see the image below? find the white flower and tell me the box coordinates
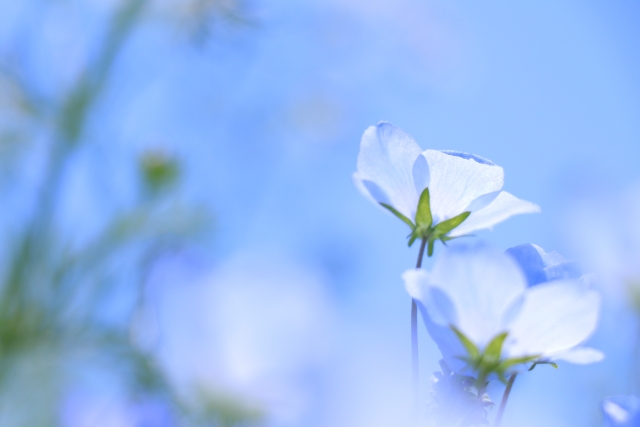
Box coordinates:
[403,243,602,380]
[353,122,539,246]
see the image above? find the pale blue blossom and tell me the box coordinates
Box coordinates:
[403,243,602,379]
[602,395,640,427]
[506,243,582,287]
[353,122,539,244]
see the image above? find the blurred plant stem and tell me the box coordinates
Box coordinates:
[0,0,256,425]
[412,236,427,418]
[493,374,516,427]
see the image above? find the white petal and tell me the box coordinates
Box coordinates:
[354,123,422,220]
[504,280,600,359]
[549,347,604,364]
[403,269,456,326]
[402,269,471,374]
[419,150,504,223]
[449,191,540,237]
[427,244,526,347]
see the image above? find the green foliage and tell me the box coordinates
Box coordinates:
[140,150,181,195]
[0,0,257,426]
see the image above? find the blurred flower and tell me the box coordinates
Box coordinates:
[426,360,492,427]
[152,251,335,426]
[403,243,602,383]
[353,122,539,251]
[602,395,640,427]
[561,183,640,305]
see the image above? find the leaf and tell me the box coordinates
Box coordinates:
[451,325,480,361]
[484,332,508,361]
[427,240,434,256]
[432,211,471,238]
[415,187,432,227]
[380,203,415,230]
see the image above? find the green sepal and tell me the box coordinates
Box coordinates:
[407,233,419,247]
[451,326,480,361]
[427,240,434,256]
[484,332,508,361]
[495,355,541,382]
[451,326,541,386]
[432,211,471,239]
[380,203,415,230]
[415,187,432,228]
[528,361,558,371]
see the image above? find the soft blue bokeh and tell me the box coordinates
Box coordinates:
[602,395,640,427]
[2,0,640,426]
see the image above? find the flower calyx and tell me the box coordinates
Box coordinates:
[381,187,471,254]
[451,326,540,386]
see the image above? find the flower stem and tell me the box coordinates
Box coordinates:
[412,237,428,414]
[493,374,517,427]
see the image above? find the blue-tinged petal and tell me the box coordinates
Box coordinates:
[403,269,472,374]
[354,122,422,220]
[506,243,582,287]
[449,191,540,237]
[424,243,526,347]
[417,150,504,224]
[504,280,600,359]
[439,150,497,166]
[603,396,640,427]
[550,347,604,364]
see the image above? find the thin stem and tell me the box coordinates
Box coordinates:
[412,237,428,414]
[494,374,517,427]
[633,315,640,394]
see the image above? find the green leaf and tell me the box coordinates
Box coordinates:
[415,187,432,227]
[432,211,471,238]
[380,203,415,230]
[451,326,480,361]
[484,332,508,360]
[427,240,434,256]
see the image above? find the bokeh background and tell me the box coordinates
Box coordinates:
[1,0,640,426]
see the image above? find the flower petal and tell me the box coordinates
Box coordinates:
[403,269,469,373]
[549,347,604,364]
[506,243,581,287]
[354,122,422,220]
[418,150,504,223]
[449,191,540,237]
[424,243,526,347]
[504,280,600,359]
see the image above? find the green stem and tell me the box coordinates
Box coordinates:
[412,237,428,415]
[494,374,517,427]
